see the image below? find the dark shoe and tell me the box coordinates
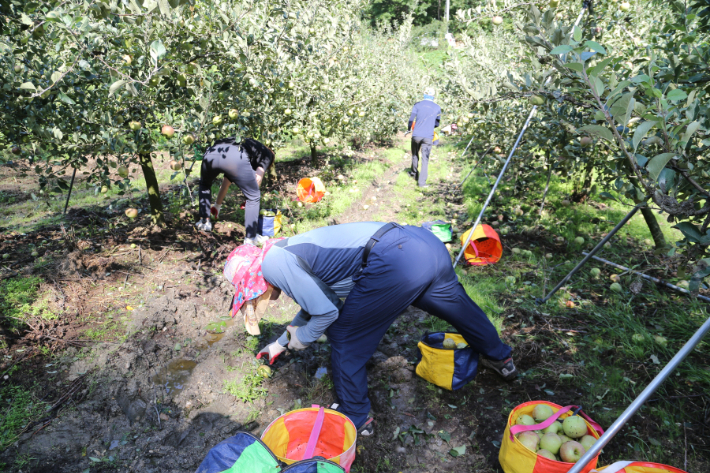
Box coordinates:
[408,170,418,179]
[357,417,374,437]
[481,356,517,381]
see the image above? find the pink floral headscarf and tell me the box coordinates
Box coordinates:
[224,238,284,317]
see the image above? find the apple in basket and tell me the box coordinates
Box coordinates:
[516,431,540,452]
[516,414,535,426]
[559,441,586,463]
[580,435,597,451]
[540,433,563,455]
[562,415,588,438]
[543,421,563,435]
[537,449,556,461]
[533,404,554,422]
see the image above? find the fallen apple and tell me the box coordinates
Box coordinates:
[125,208,138,219]
[559,441,585,463]
[2,254,9,260]
[31,250,39,257]
[517,431,540,452]
[257,365,272,378]
[574,236,584,245]
[654,335,668,347]
[561,199,570,207]
[590,268,601,278]
[610,282,622,293]
[540,433,563,455]
[632,333,645,343]
[537,449,557,461]
[11,146,21,155]
[161,125,175,138]
[505,276,516,285]
[562,416,588,439]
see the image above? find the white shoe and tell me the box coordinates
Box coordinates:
[195,219,213,232]
[244,234,269,246]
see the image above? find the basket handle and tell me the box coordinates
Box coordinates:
[304,406,325,459]
[509,405,604,440]
[589,461,635,473]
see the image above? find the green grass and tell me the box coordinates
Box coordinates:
[0,276,57,331]
[223,367,267,403]
[0,385,49,451]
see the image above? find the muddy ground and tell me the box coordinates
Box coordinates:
[1,139,708,473]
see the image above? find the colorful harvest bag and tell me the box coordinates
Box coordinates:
[500,401,604,473]
[595,461,688,473]
[415,332,478,391]
[261,405,357,472]
[460,224,502,265]
[297,177,326,203]
[422,220,453,242]
[258,209,283,237]
[195,432,346,473]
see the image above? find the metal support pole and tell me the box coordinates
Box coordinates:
[453,4,589,268]
[63,167,77,215]
[583,253,710,304]
[567,313,710,473]
[535,201,646,304]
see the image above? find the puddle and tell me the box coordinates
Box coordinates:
[152,359,198,394]
[202,316,236,347]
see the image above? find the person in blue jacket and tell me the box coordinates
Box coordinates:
[408,87,442,188]
[249,222,516,436]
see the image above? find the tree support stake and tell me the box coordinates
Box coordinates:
[63,167,77,215]
[535,200,646,304]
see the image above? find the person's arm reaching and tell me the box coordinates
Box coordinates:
[212,177,231,218]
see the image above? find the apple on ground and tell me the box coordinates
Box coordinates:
[562,416,588,439]
[540,433,563,455]
[516,431,540,452]
[161,125,175,138]
[537,449,557,461]
[559,441,586,463]
[125,208,138,219]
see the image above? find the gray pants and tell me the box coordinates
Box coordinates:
[200,143,260,238]
[411,136,432,187]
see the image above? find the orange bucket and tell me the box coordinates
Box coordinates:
[297,177,326,203]
[596,461,688,473]
[261,406,357,471]
[460,224,502,265]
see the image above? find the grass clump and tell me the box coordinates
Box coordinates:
[0,385,48,450]
[0,276,57,331]
[224,369,267,403]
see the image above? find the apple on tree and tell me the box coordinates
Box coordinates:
[229,109,239,119]
[128,121,142,131]
[161,125,175,138]
[183,134,195,145]
[492,16,504,25]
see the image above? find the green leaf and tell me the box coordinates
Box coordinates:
[158,0,171,16]
[565,62,584,72]
[109,79,126,96]
[51,71,63,83]
[585,41,607,55]
[681,121,701,146]
[53,127,64,140]
[150,39,167,63]
[667,89,688,102]
[438,430,451,443]
[550,45,573,55]
[573,26,582,42]
[174,343,182,351]
[632,120,656,153]
[20,82,36,91]
[89,457,101,462]
[647,153,676,181]
[578,125,613,142]
[674,222,702,242]
[449,445,466,457]
[610,93,635,126]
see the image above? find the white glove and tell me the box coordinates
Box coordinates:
[256,340,287,365]
[195,219,213,231]
[210,204,221,218]
[287,325,309,351]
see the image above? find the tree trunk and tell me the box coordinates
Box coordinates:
[571,160,594,203]
[310,144,317,164]
[138,152,166,227]
[640,206,667,249]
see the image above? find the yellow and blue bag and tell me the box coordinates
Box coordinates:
[258,209,282,237]
[415,332,478,391]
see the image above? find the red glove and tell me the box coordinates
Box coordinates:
[210,204,221,219]
[256,340,287,365]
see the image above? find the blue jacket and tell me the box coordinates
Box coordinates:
[261,222,386,346]
[409,99,441,140]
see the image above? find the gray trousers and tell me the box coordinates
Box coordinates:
[200,143,261,238]
[411,136,432,187]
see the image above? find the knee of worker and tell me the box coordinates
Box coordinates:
[244,189,260,203]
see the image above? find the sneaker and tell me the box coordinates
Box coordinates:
[244,234,269,246]
[357,417,374,437]
[481,356,517,381]
[195,219,213,232]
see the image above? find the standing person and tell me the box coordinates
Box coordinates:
[195,138,275,246]
[240,222,515,436]
[408,87,441,188]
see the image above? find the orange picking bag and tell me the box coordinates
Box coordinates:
[500,401,604,473]
[595,461,688,473]
[297,177,326,203]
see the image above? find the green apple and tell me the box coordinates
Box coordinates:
[101,185,109,194]
[125,208,138,219]
[169,160,182,171]
[590,268,601,278]
[122,54,132,65]
[128,121,142,131]
[183,134,195,145]
[540,433,562,455]
[559,441,585,463]
[161,125,175,138]
[580,136,593,147]
[2,254,9,260]
[288,81,295,89]
[620,2,631,12]
[31,250,39,257]
[549,0,560,7]
[292,126,300,134]
[558,434,572,443]
[505,276,516,285]
[537,449,557,461]
[117,166,129,178]
[516,414,536,426]
[517,431,540,452]
[562,416,587,439]
[529,95,545,106]
[443,338,456,349]
[580,435,596,452]
[284,108,292,116]
[610,282,622,293]
[212,115,223,125]
[257,365,272,378]
[492,15,504,25]
[543,421,563,435]
[654,335,668,347]
[229,109,239,119]
[533,404,554,422]
[574,237,584,245]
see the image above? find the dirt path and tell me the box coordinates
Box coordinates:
[0,137,553,473]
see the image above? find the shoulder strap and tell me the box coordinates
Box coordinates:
[509,405,604,440]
